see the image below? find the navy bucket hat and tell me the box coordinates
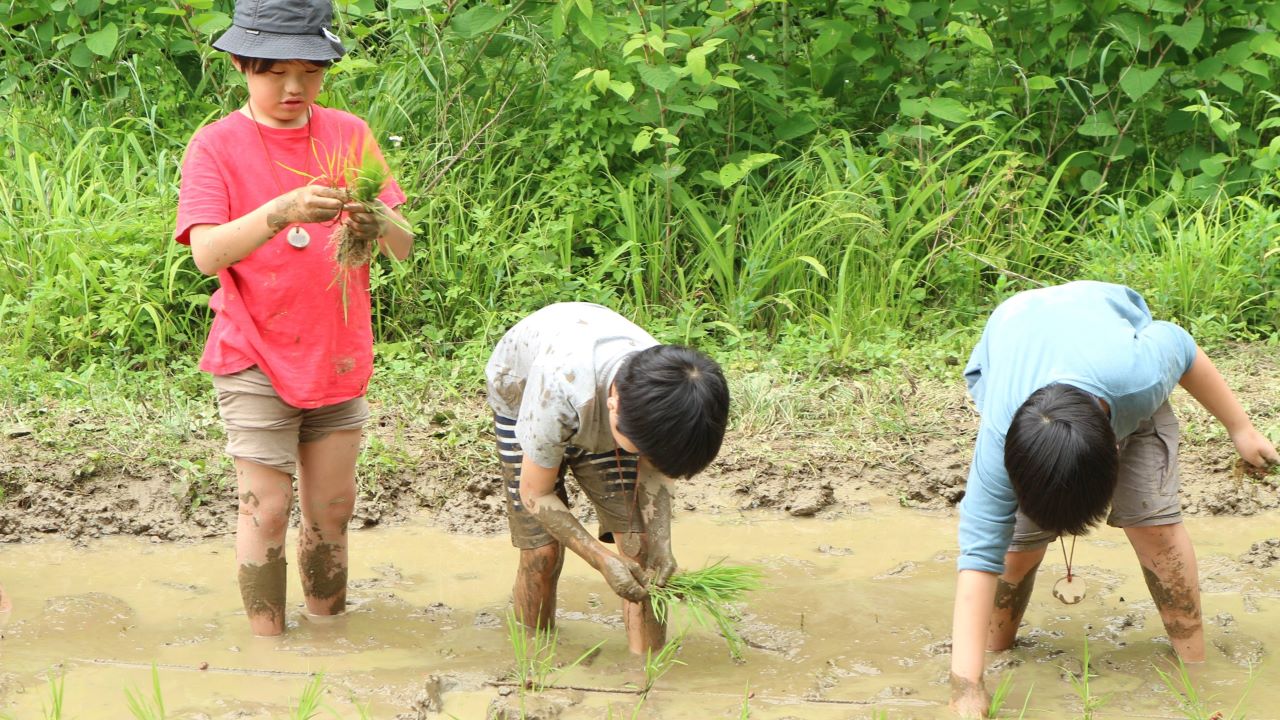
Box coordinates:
[212,0,347,62]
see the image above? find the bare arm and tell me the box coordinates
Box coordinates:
[950,569,997,718]
[637,459,677,586]
[519,456,648,601]
[1179,347,1279,467]
[189,185,347,275]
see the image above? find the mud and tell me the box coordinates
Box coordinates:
[1240,538,1280,568]
[238,545,287,625]
[299,538,347,613]
[3,511,1280,717]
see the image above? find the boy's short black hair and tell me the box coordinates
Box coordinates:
[615,345,730,479]
[233,54,333,74]
[1005,383,1119,536]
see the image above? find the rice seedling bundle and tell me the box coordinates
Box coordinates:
[649,562,764,658]
[333,149,391,269]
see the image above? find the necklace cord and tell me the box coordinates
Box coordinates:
[1060,535,1076,582]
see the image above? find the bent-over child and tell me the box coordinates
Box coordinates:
[949,281,1277,716]
[174,0,413,636]
[486,303,730,654]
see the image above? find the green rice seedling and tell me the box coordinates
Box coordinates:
[124,664,166,719]
[739,683,751,718]
[1062,638,1104,720]
[629,636,686,719]
[41,673,65,720]
[505,610,604,693]
[291,673,327,720]
[985,672,1033,719]
[648,562,764,659]
[1155,657,1257,720]
[332,149,393,271]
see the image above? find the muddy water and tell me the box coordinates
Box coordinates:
[2,505,1279,719]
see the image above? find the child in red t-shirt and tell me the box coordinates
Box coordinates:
[174,0,413,636]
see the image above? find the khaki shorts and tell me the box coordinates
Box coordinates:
[1010,400,1181,551]
[213,366,369,476]
[495,414,644,550]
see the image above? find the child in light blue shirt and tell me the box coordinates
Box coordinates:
[948,281,1277,717]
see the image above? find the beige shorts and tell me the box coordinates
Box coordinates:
[494,414,645,550]
[1010,400,1181,551]
[213,366,368,476]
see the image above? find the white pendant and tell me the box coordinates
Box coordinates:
[1052,575,1087,605]
[286,226,310,249]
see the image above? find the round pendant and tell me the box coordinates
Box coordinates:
[286,226,310,249]
[1052,575,1087,605]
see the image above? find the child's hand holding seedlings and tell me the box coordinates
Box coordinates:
[269,184,348,232]
[599,551,649,602]
[342,198,388,243]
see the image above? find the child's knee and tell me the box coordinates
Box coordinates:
[238,491,292,536]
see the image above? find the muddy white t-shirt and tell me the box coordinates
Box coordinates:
[485,303,659,469]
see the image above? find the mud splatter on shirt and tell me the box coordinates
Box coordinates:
[485,303,658,468]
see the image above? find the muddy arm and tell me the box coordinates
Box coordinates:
[637,459,677,586]
[949,569,996,717]
[1179,347,1279,467]
[519,457,649,602]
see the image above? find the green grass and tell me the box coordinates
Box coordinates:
[1156,657,1258,720]
[1063,638,1105,720]
[124,665,166,720]
[505,610,604,693]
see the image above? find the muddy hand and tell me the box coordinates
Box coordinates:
[343,199,387,242]
[274,185,347,227]
[648,549,677,588]
[600,552,649,602]
[1231,426,1280,468]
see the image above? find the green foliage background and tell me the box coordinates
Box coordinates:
[2,0,1279,373]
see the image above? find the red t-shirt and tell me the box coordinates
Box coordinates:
[174,106,406,408]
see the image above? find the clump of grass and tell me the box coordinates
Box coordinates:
[124,664,166,719]
[1156,657,1257,720]
[986,671,1033,719]
[648,562,764,658]
[1062,638,1104,719]
[290,673,326,720]
[42,673,65,720]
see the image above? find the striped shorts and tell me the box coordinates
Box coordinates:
[494,415,644,549]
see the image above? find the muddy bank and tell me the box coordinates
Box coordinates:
[1,346,1276,544]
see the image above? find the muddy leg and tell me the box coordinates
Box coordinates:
[1126,523,1203,662]
[988,547,1045,651]
[235,459,293,636]
[515,542,564,630]
[296,429,361,617]
[617,531,665,655]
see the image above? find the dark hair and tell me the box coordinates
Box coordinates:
[615,345,730,479]
[1005,383,1118,536]
[232,55,333,74]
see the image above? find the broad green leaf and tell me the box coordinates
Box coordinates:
[738,152,780,174]
[1080,170,1105,191]
[1026,75,1056,90]
[1218,71,1243,94]
[1239,58,1270,79]
[813,28,843,59]
[883,0,910,16]
[576,9,608,49]
[1052,0,1084,19]
[1107,13,1147,49]
[1198,153,1231,177]
[667,103,705,117]
[718,162,744,188]
[637,64,678,92]
[623,36,645,56]
[1149,0,1182,11]
[70,41,95,67]
[899,97,927,118]
[850,34,877,63]
[962,25,994,53]
[608,80,634,100]
[1250,32,1280,58]
[331,57,377,74]
[85,23,118,57]
[774,114,817,141]
[1119,66,1164,100]
[1078,115,1119,136]
[897,38,930,62]
[574,0,592,19]
[693,97,718,111]
[632,129,654,153]
[924,97,972,124]
[1156,15,1203,53]
[192,12,232,34]
[713,75,739,89]
[452,5,506,39]
[1267,4,1280,31]
[572,67,593,80]
[650,164,685,181]
[74,0,100,16]
[592,68,611,94]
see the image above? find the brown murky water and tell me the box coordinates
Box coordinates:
[2,505,1278,718]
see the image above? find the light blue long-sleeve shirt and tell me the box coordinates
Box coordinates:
[957,282,1198,574]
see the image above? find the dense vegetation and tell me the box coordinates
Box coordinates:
[2,0,1278,378]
